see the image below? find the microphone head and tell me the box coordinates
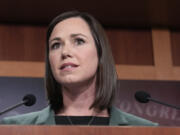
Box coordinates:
[23,94,36,106]
[135,91,151,103]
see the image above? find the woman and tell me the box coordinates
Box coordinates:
[1,11,158,126]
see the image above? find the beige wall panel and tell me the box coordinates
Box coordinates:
[116,65,156,80]
[152,29,174,80]
[0,61,45,77]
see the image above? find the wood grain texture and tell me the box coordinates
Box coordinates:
[107,29,154,65]
[152,29,174,80]
[0,61,45,77]
[0,24,46,61]
[0,126,179,135]
[116,65,156,80]
[170,30,180,66]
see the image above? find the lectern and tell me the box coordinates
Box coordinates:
[0,126,179,135]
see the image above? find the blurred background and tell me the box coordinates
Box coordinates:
[0,0,180,126]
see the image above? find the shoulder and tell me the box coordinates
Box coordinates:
[110,106,158,126]
[0,106,54,125]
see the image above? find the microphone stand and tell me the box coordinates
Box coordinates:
[0,100,27,115]
[148,97,180,110]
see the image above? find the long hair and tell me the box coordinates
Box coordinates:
[45,11,117,113]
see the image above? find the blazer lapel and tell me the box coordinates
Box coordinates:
[36,106,56,125]
[109,106,129,126]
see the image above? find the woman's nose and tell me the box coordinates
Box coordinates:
[61,44,72,59]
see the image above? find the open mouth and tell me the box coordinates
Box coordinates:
[60,63,79,70]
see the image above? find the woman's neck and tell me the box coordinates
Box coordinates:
[56,77,109,117]
[61,77,96,116]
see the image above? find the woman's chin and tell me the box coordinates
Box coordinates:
[58,79,82,86]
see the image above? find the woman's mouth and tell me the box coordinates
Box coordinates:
[60,63,79,70]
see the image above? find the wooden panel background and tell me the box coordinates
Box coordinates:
[0,24,46,61]
[171,30,180,66]
[107,29,154,65]
[0,24,180,80]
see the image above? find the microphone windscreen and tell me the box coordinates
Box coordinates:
[23,94,36,106]
[135,91,151,103]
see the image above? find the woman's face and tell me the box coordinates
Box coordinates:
[49,17,98,87]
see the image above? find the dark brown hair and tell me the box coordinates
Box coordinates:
[46,11,117,112]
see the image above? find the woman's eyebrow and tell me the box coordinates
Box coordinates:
[49,37,61,44]
[71,33,88,38]
[49,34,88,44]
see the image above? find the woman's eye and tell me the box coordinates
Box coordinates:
[50,43,61,50]
[75,38,85,45]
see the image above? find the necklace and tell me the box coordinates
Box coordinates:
[66,115,95,125]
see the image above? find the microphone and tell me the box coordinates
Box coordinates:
[0,94,36,115]
[135,91,180,110]
[23,94,36,106]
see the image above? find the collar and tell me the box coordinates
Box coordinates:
[39,106,129,125]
